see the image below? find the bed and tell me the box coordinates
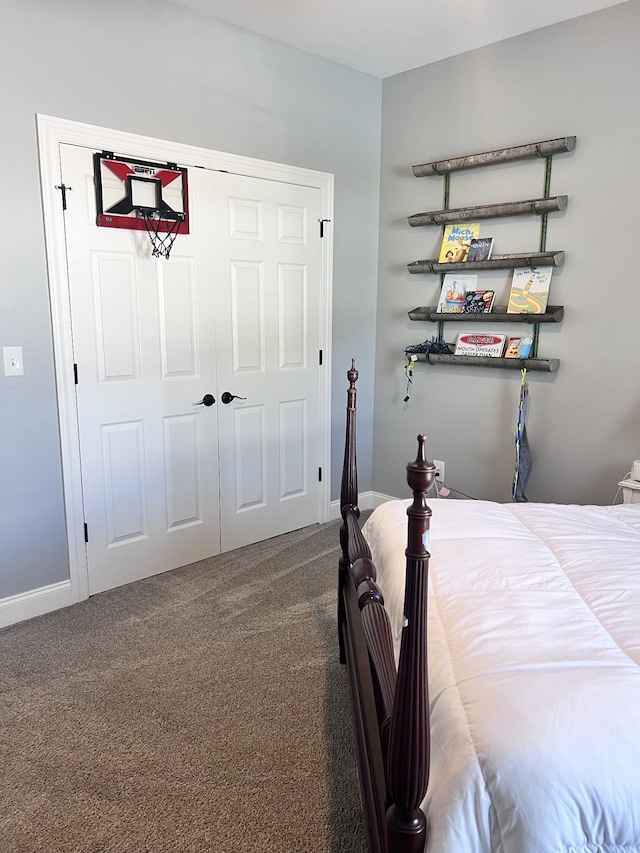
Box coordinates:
[338,360,640,853]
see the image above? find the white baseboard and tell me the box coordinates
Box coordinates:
[0,494,402,629]
[0,580,73,630]
[328,490,401,521]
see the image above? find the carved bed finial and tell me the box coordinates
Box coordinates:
[347,357,359,388]
[406,434,435,520]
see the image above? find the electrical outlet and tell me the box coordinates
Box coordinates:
[433,459,445,481]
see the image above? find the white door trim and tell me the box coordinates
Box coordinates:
[37,114,334,605]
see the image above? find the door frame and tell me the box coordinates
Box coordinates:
[37,114,334,604]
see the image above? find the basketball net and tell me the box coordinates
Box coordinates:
[137,210,184,260]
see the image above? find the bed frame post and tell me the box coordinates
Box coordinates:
[338,361,390,852]
[386,435,434,853]
[338,358,360,665]
[338,366,434,853]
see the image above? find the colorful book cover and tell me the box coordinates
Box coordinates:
[438,223,480,263]
[466,237,494,262]
[454,332,506,357]
[436,273,478,313]
[504,336,533,358]
[507,266,553,314]
[461,290,495,313]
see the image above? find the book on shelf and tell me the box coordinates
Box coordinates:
[454,332,506,357]
[507,266,553,314]
[461,290,495,313]
[466,237,494,262]
[437,223,480,263]
[436,273,478,313]
[504,336,533,358]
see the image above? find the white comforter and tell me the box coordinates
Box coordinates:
[362,499,640,853]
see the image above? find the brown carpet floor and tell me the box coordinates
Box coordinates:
[0,520,366,853]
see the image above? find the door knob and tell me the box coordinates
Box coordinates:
[221,392,247,404]
[194,394,216,406]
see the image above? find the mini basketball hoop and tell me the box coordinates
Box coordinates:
[136,208,185,259]
[94,152,190,260]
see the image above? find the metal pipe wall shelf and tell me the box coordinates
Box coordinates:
[407,251,564,275]
[408,305,564,323]
[412,136,576,178]
[410,353,560,372]
[408,196,567,227]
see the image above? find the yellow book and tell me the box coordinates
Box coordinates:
[438,223,480,263]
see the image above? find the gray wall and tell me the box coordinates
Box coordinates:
[0,0,381,599]
[374,0,640,504]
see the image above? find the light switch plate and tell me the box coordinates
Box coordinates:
[3,346,24,376]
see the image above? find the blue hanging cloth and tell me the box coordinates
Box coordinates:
[512,368,532,502]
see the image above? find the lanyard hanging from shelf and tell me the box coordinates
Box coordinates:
[512,368,532,502]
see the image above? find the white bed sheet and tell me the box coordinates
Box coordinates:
[362,499,640,853]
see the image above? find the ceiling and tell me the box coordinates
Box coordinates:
[170,0,625,78]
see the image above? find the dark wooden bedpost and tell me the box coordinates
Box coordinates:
[386,435,434,853]
[339,361,402,852]
[340,358,360,519]
[338,359,360,664]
